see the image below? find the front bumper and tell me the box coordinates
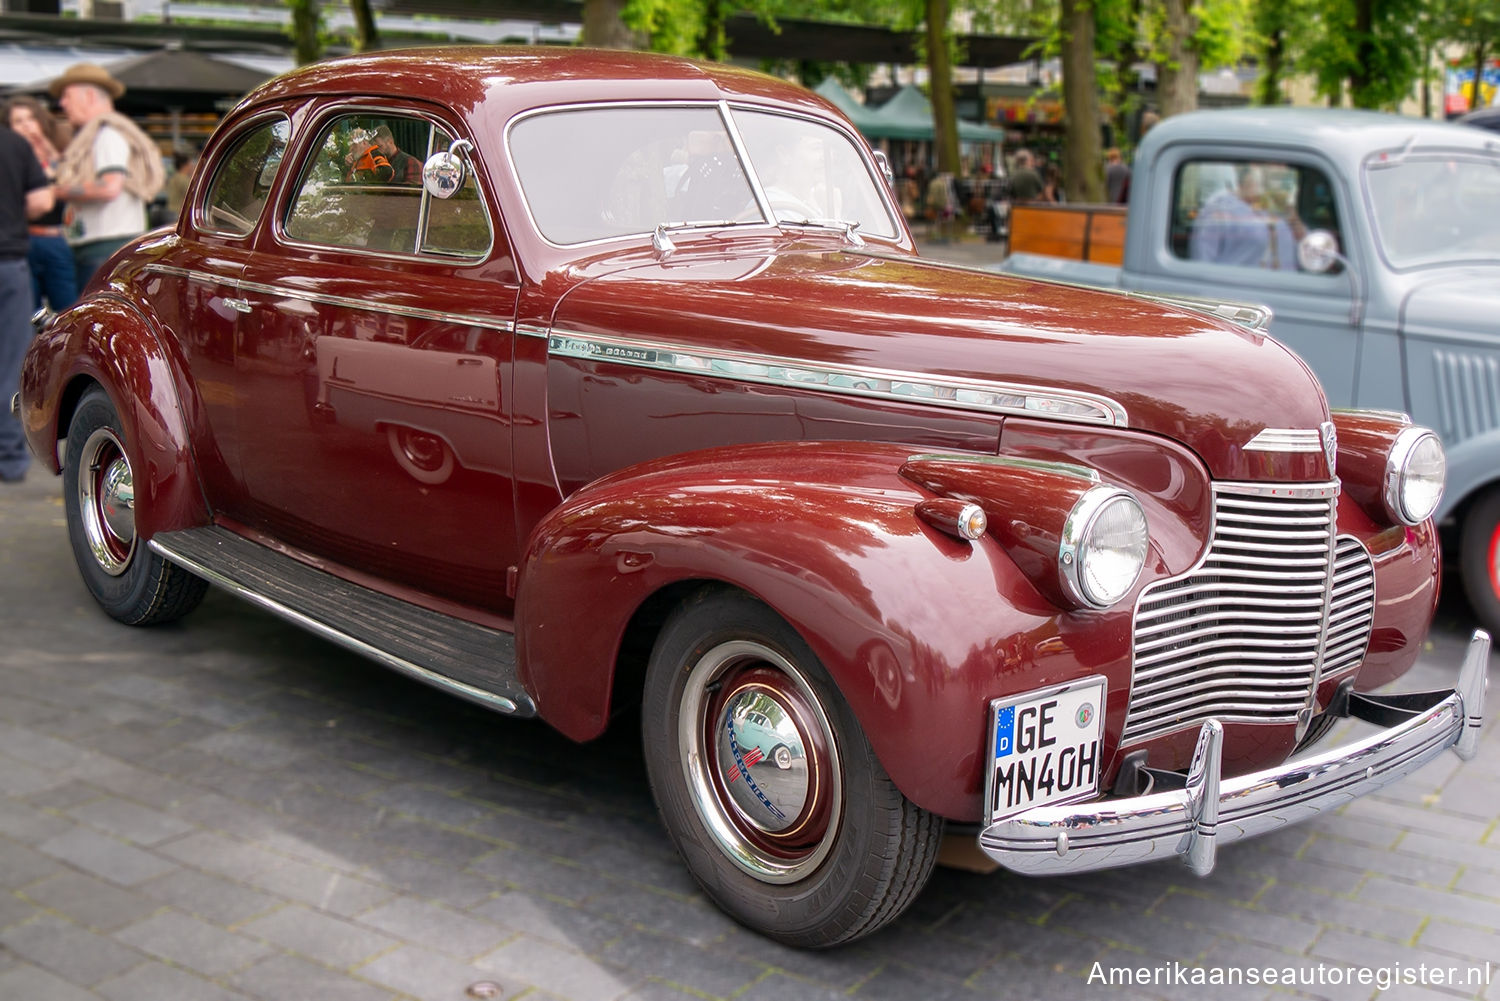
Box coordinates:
[980,630,1489,876]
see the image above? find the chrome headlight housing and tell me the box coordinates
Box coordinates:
[1384,427,1445,526]
[1059,486,1149,608]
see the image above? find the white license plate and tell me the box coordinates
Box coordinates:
[986,677,1106,823]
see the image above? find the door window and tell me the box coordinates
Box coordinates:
[284,112,492,259]
[200,116,290,236]
[1170,159,1342,272]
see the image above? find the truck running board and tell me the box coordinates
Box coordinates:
[149,526,534,717]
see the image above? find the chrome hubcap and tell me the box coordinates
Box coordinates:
[78,427,135,576]
[680,640,841,883]
[398,428,445,471]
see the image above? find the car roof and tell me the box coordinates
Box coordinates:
[235,45,840,125]
[1460,106,1500,133]
[1137,107,1499,172]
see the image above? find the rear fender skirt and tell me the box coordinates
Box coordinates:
[515,439,1139,821]
[20,295,209,539]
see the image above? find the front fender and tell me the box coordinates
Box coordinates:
[515,440,1137,821]
[19,295,209,539]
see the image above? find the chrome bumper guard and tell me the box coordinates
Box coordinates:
[979,630,1490,876]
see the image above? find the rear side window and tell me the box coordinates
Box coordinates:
[1170,159,1343,272]
[284,112,492,259]
[200,117,290,237]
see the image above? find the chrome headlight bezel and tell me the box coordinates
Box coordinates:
[1059,485,1149,609]
[1383,427,1445,526]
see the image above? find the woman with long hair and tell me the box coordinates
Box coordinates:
[6,96,77,312]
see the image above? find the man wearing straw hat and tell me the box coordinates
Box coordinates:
[48,62,163,288]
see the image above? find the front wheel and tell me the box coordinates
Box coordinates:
[63,386,207,626]
[1460,489,1500,638]
[642,588,942,948]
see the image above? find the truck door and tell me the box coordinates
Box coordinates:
[1123,151,1365,407]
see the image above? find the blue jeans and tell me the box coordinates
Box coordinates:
[73,236,134,291]
[0,257,37,480]
[29,233,77,312]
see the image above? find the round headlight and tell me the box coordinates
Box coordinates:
[1384,428,1445,525]
[1060,486,1149,609]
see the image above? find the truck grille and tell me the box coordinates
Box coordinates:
[1124,483,1374,746]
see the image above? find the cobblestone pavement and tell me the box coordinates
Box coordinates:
[3,421,1498,1001]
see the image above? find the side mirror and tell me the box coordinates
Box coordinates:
[872,149,895,192]
[1296,229,1341,273]
[423,138,474,200]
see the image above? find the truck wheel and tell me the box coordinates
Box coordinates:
[642,588,942,948]
[1460,489,1500,637]
[63,386,208,626]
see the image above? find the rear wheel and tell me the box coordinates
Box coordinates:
[642,587,942,948]
[63,386,207,625]
[1460,489,1500,638]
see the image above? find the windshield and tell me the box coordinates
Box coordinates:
[508,104,897,246]
[1365,155,1500,268]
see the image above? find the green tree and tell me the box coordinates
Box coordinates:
[350,0,380,52]
[1301,0,1427,108]
[288,0,323,66]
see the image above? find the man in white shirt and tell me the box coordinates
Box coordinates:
[49,63,163,288]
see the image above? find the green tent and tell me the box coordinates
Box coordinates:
[811,77,884,133]
[865,85,1007,143]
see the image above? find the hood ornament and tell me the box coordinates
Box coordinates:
[1321,421,1338,470]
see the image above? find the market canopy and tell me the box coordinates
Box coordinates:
[864,84,1007,143]
[811,77,883,132]
[10,47,273,114]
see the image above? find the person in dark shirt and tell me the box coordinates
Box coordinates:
[5,96,76,313]
[372,125,423,184]
[1008,149,1044,202]
[0,128,56,482]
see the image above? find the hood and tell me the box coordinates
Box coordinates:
[551,247,1332,480]
[1401,267,1500,339]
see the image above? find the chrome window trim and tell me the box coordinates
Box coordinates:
[503,99,906,253]
[547,329,1129,427]
[904,453,1102,483]
[142,264,515,333]
[276,104,496,266]
[194,111,293,240]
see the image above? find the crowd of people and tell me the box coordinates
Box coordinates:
[0,62,177,485]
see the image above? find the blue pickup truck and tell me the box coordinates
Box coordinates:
[999,108,1500,633]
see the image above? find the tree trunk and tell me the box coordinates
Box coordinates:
[288,0,322,66]
[1257,27,1285,105]
[1060,0,1105,202]
[1474,40,1489,113]
[583,0,639,49]
[1348,0,1375,107]
[926,0,960,177]
[1156,0,1200,117]
[350,0,379,53]
[699,0,729,60]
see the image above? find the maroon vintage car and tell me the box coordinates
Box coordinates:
[15,48,1488,947]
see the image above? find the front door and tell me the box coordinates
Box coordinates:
[233,106,521,619]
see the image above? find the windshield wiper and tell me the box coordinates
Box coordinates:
[651,219,748,257]
[777,218,865,248]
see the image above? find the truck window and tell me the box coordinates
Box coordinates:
[1170,159,1342,272]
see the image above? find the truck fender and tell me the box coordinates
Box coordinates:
[515,439,1125,821]
[20,294,209,540]
[1437,426,1500,523]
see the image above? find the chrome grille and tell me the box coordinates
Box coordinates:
[1323,536,1376,677]
[1125,483,1342,745]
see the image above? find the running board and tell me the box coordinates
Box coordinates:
[149,527,534,716]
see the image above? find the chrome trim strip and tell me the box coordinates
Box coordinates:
[1215,480,1340,499]
[721,99,777,225]
[141,264,515,333]
[547,330,1129,427]
[515,322,550,340]
[148,537,522,715]
[1244,428,1324,452]
[979,631,1489,876]
[905,453,1101,483]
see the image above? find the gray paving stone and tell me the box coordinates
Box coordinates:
[577,883,739,948]
[360,851,503,910]
[0,837,63,888]
[115,909,274,978]
[467,810,602,861]
[364,813,498,865]
[1256,882,1424,942]
[1358,877,1500,929]
[1394,832,1500,874]
[68,794,198,847]
[356,897,513,960]
[1148,890,1322,953]
[91,674,263,727]
[1339,799,1492,844]
[1048,898,1219,962]
[359,945,528,1001]
[137,867,281,926]
[601,928,766,998]
[1460,869,1500,902]
[735,972,847,1001]
[468,848,608,903]
[232,954,398,1001]
[1418,920,1500,966]
[21,870,161,932]
[0,752,66,798]
[0,722,98,771]
[0,798,74,844]
[965,957,1099,1000]
[159,831,391,916]
[0,913,144,986]
[0,963,100,1001]
[478,937,639,1001]
[94,960,255,1001]
[849,962,977,1001]
[241,903,402,968]
[36,825,178,886]
[64,759,203,813]
[0,892,41,931]
[191,729,312,771]
[21,779,106,811]
[470,891,629,954]
[367,783,496,829]
[1311,928,1488,982]
[1301,834,1463,885]
[618,982,716,1001]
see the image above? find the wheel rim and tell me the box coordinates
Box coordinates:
[774,745,793,770]
[679,640,842,883]
[1489,519,1500,599]
[78,427,136,576]
[396,428,446,471]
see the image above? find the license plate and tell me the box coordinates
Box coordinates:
[986,677,1106,823]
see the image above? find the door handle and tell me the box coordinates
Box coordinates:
[456,357,484,366]
[223,297,253,314]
